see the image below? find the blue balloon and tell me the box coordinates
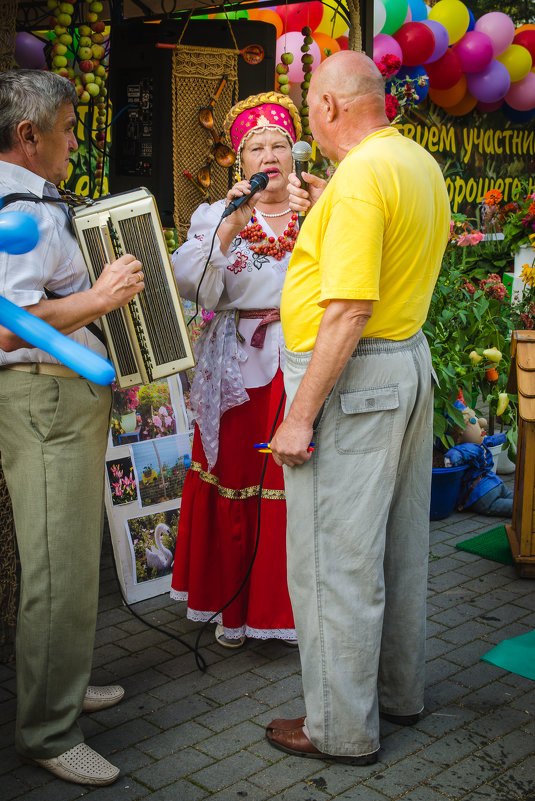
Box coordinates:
[502,102,535,125]
[397,64,429,103]
[466,7,475,32]
[408,0,428,22]
[0,210,40,254]
[0,208,115,385]
[0,296,116,386]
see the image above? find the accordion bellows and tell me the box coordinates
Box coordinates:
[73,188,195,388]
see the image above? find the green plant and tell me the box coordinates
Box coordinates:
[424,249,514,451]
[481,185,535,254]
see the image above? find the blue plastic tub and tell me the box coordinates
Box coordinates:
[430,465,467,520]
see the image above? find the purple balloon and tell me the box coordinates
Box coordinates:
[422,20,449,64]
[14,32,46,70]
[466,60,511,104]
[453,31,494,73]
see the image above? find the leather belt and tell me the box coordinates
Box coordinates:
[1,362,81,379]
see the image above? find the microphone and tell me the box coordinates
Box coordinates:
[291,140,313,229]
[221,172,269,220]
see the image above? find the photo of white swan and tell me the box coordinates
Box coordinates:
[125,511,179,584]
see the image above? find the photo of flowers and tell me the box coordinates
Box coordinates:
[126,510,179,584]
[130,433,191,508]
[110,378,178,447]
[106,456,138,506]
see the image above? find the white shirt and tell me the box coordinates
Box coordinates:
[172,200,291,389]
[0,161,106,365]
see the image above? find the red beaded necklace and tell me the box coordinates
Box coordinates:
[239,211,299,261]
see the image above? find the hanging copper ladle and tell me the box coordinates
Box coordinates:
[198,77,235,169]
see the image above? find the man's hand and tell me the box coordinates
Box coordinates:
[270,416,314,467]
[288,171,327,214]
[92,253,144,314]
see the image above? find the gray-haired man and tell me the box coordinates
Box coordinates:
[0,69,144,786]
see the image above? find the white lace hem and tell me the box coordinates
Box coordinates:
[168,592,297,641]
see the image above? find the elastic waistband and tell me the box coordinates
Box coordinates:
[285,330,426,364]
[1,362,81,379]
[351,329,426,357]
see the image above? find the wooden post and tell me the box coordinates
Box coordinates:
[505,331,535,577]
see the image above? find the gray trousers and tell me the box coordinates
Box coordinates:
[282,331,433,757]
[0,368,111,758]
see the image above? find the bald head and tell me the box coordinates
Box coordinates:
[311,51,385,104]
[307,51,389,159]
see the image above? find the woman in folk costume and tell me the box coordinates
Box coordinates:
[170,92,300,647]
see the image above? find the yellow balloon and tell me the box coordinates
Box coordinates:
[428,0,469,45]
[315,2,349,38]
[497,44,532,82]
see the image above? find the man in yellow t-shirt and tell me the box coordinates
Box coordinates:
[266,51,450,765]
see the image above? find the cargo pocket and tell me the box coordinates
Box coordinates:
[335,384,399,454]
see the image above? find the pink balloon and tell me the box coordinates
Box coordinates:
[14,32,46,70]
[453,31,494,73]
[422,20,449,63]
[474,12,515,57]
[276,32,322,83]
[505,71,535,110]
[373,33,403,71]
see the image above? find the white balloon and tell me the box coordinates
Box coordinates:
[374,0,387,36]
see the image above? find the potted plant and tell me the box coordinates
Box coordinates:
[112,384,139,435]
[424,222,516,518]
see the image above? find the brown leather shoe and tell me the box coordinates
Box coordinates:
[267,716,306,731]
[265,720,378,766]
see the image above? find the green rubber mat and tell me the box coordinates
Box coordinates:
[455,525,514,566]
[482,629,535,680]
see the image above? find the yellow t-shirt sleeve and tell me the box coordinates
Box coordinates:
[318,195,384,307]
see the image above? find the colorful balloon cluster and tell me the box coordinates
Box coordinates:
[210,1,349,110]
[372,0,535,120]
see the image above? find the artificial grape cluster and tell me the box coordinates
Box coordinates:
[47,0,109,189]
[275,51,293,95]
[47,0,108,106]
[300,26,313,141]
[240,214,299,261]
[163,228,178,254]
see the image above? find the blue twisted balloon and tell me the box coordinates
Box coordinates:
[0,208,115,385]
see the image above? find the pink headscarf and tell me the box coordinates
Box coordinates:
[229,103,298,153]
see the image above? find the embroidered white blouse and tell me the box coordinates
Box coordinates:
[171,200,292,469]
[172,199,291,390]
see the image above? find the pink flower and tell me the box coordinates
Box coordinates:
[468,231,483,245]
[152,415,162,428]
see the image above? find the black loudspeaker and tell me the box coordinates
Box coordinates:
[108,19,277,226]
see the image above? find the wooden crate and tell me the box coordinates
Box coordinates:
[506,330,535,577]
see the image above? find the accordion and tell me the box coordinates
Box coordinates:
[72,188,195,389]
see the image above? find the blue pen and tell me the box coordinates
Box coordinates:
[254,442,315,453]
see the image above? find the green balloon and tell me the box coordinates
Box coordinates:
[381,0,409,35]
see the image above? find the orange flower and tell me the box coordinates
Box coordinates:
[484,189,503,206]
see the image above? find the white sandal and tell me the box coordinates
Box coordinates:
[27,742,120,786]
[215,623,246,648]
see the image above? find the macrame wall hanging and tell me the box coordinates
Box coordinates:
[171,15,239,243]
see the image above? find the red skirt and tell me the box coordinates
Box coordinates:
[171,369,296,641]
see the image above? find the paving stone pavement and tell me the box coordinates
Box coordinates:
[2,473,535,800]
